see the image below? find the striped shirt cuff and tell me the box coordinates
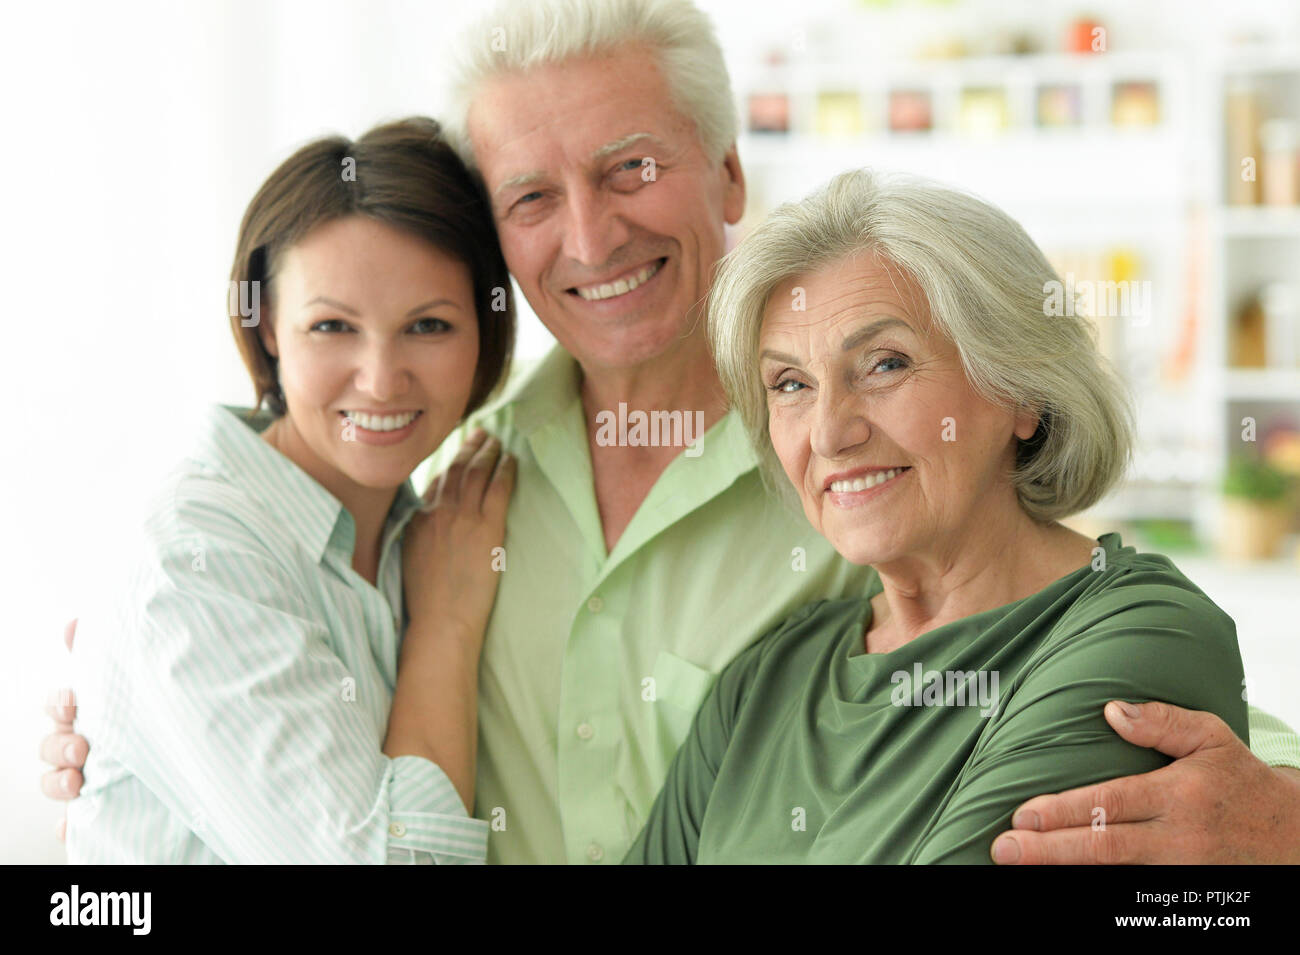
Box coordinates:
[387,756,489,864]
[1247,705,1300,771]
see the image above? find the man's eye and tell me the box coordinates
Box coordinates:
[411,318,452,334]
[310,319,350,333]
[619,158,644,171]
[517,191,543,204]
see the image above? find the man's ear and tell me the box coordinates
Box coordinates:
[720,143,746,227]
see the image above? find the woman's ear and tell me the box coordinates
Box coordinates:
[257,309,277,358]
[1013,402,1042,441]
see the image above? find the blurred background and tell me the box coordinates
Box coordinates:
[3,0,1298,862]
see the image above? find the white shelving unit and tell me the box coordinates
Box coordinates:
[1205,48,1300,547]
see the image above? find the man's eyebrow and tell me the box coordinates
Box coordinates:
[590,132,658,162]
[495,172,544,198]
[493,133,662,198]
[303,296,463,317]
[758,317,913,365]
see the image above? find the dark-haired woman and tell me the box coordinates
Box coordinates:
[66,118,516,864]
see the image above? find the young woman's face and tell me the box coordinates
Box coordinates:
[259,215,479,493]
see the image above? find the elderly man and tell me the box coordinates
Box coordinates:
[43,0,1300,864]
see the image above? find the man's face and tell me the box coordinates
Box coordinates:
[467,45,745,373]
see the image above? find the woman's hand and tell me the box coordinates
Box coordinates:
[401,428,515,646]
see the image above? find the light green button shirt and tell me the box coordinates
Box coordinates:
[67,404,488,864]
[428,345,1300,864]
[421,347,881,863]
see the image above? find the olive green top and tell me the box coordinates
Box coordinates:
[624,533,1248,864]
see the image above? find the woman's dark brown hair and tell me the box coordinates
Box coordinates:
[228,116,514,417]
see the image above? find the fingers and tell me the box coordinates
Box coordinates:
[56,815,67,843]
[1104,700,1235,759]
[459,432,507,511]
[992,821,1151,865]
[429,428,491,510]
[64,618,78,652]
[41,767,83,801]
[45,688,76,727]
[40,732,88,770]
[1011,770,1166,833]
[481,449,517,524]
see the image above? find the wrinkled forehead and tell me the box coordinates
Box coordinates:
[759,254,931,349]
[465,49,695,184]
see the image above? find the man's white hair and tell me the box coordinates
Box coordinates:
[445,0,738,167]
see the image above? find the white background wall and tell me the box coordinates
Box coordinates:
[3,0,1297,864]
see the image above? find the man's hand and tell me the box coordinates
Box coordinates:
[991,700,1300,864]
[41,618,88,841]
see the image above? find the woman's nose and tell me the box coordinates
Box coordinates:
[809,384,871,460]
[354,345,409,401]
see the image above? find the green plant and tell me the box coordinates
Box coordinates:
[1221,457,1290,501]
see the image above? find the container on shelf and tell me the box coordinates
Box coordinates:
[1261,282,1300,369]
[1260,118,1300,206]
[747,92,790,134]
[1224,77,1263,205]
[888,88,932,132]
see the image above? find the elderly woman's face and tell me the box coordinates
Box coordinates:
[759,252,1038,566]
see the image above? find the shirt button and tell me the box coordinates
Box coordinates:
[587,596,604,614]
[576,722,594,740]
[586,842,604,862]
[389,821,406,837]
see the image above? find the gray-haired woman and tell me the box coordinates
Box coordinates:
[624,168,1248,864]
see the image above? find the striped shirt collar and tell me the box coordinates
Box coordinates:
[191,404,422,565]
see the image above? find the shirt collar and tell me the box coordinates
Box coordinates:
[192,404,421,565]
[490,344,759,473]
[496,345,585,439]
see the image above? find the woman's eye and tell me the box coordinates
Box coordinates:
[517,191,543,205]
[769,378,806,394]
[411,317,452,334]
[872,355,907,374]
[309,319,350,333]
[618,158,643,172]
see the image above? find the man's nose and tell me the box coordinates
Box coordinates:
[809,381,871,461]
[561,186,630,268]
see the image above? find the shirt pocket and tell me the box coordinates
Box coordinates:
[651,650,718,747]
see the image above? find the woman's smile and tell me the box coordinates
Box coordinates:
[823,465,912,508]
[338,408,424,446]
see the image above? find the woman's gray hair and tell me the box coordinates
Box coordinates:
[444,0,738,166]
[708,168,1135,523]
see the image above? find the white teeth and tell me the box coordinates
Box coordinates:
[829,468,907,494]
[575,260,662,301]
[343,410,420,432]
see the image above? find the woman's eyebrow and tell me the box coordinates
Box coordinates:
[759,316,913,365]
[304,295,359,315]
[303,296,463,317]
[840,316,911,351]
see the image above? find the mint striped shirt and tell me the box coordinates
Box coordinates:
[65,404,487,864]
